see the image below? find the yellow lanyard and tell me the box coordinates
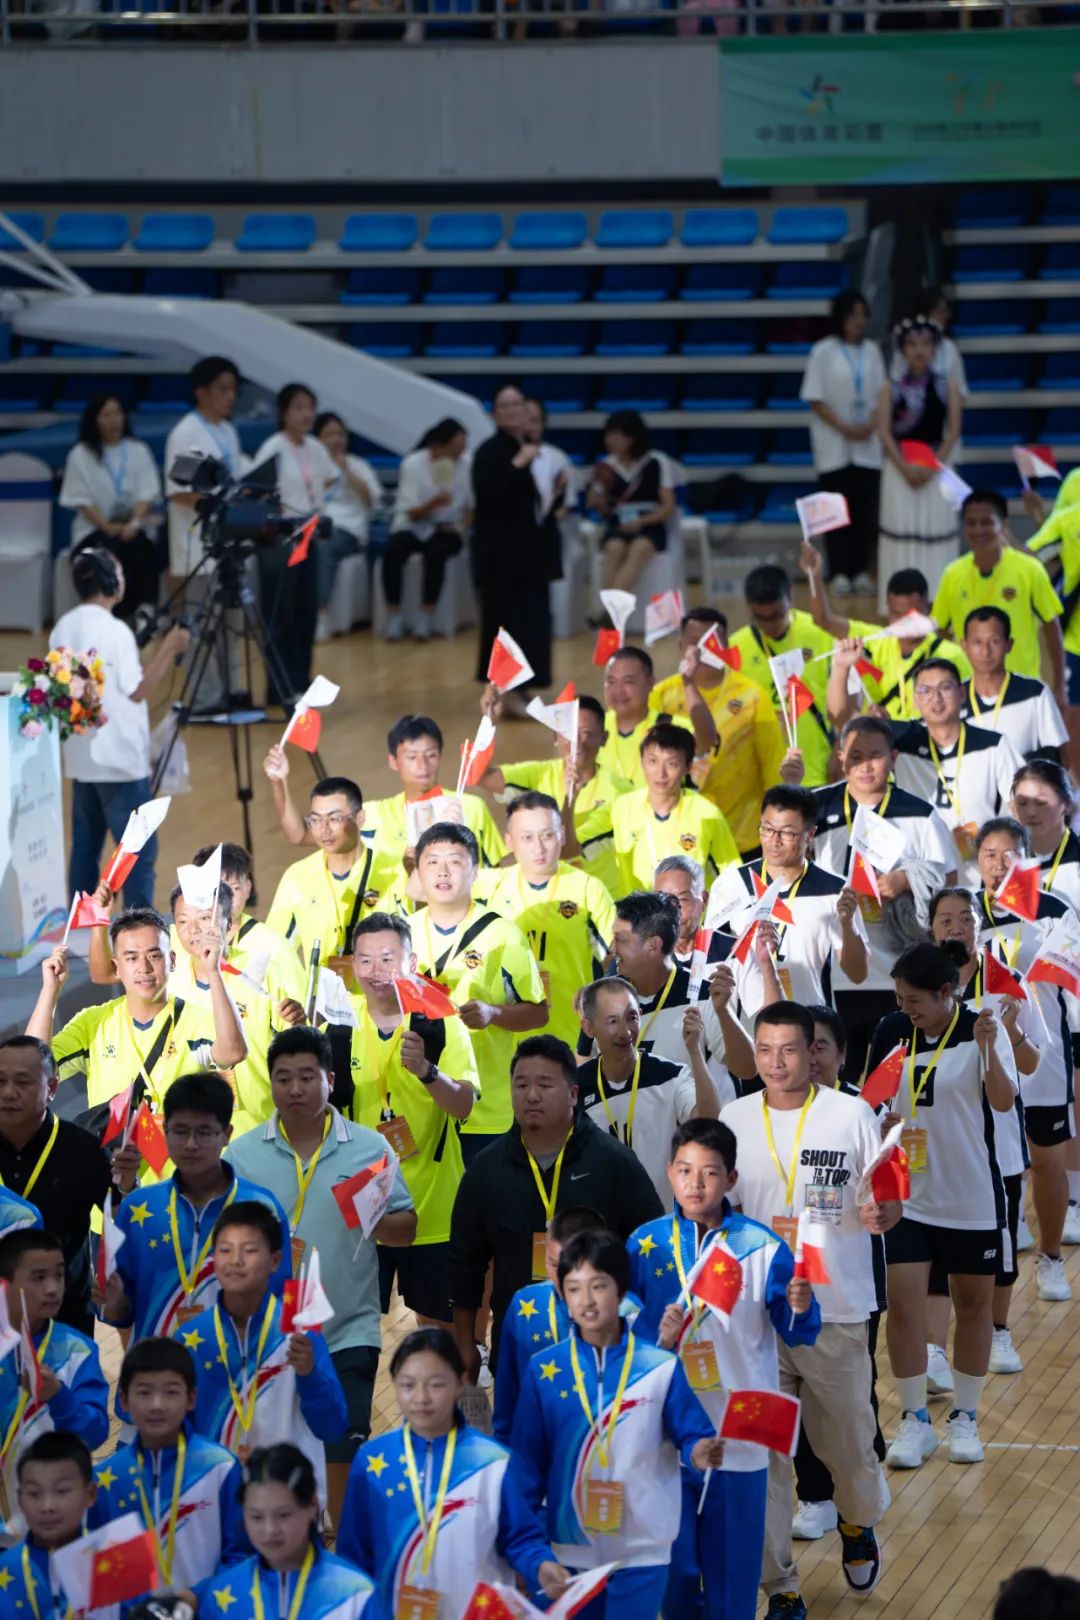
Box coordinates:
[1043,830,1070,893]
[321,854,363,956]
[569,1330,636,1471]
[971,957,983,1009]
[843,784,892,837]
[548,1290,561,1345]
[281,1112,332,1225]
[361,1016,405,1119]
[638,966,678,1046]
[969,673,1011,728]
[981,894,1022,970]
[20,1545,71,1620]
[760,860,807,949]
[251,1543,315,1620]
[907,1004,961,1114]
[169,1180,237,1300]
[525,1134,571,1223]
[928,724,967,821]
[133,1432,186,1585]
[595,1055,641,1146]
[127,1010,174,1110]
[0,1115,59,1202]
[761,1088,817,1213]
[670,1217,727,1330]
[213,1298,276,1437]
[402,1424,458,1578]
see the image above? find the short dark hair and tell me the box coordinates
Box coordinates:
[276,382,316,428]
[603,409,650,459]
[608,646,653,680]
[975,815,1030,856]
[962,488,1008,522]
[195,842,253,887]
[212,1198,281,1255]
[762,784,818,827]
[311,776,362,813]
[0,1035,55,1081]
[927,886,978,928]
[190,355,239,397]
[353,912,412,952]
[168,881,234,926]
[549,1205,605,1245]
[578,694,605,724]
[840,714,895,750]
[390,1325,465,1380]
[0,1229,63,1282]
[415,822,479,865]
[71,546,122,601]
[682,606,728,636]
[314,410,346,439]
[388,714,444,753]
[240,1443,318,1509]
[109,906,170,950]
[417,417,467,452]
[119,1335,196,1396]
[670,1117,738,1172]
[615,890,680,956]
[745,564,790,606]
[891,941,960,993]
[1013,759,1074,808]
[579,975,638,1026]
[505,790,561,824]
[163,1072,234,1128]
[911,656,962,688]
[754,1001,815,1046]
[78,392,130,458]
[556,1228,630,1296]
[964,605,1012,639]
[830,289,869,335]
[511,1035,578,1087]
[886,568,930,600]
[640,722,694,770]
[16,1430,93,1484]
[805,1003,847,1054]
[268,1025,332,1074]
[993,1567,1080,1620]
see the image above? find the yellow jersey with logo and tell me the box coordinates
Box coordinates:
[931,547,1062,680]
[730,609,836,787]
[265,846,392,964]
[1028,501,1080,656]
[500,757,631,896]
[53,994,218,1111]
[363,789,506,871]
[597,708,693,787]
[611,787,739,896]
[847,620,971,721]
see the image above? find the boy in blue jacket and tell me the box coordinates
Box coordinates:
[628,1117,821,1620]
[0,1432,115,1618]
[509,1227,724,1619]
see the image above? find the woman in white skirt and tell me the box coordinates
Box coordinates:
[876,317,963,613]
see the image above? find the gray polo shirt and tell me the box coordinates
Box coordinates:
[226,1107,413,1356]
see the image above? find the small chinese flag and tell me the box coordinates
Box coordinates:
[132,1104,170,1177]
[1026,954,1080,997]
[555,680,576,703]
[850,853,881,905]
[393,975,459,1020]
[871,1145,911,1203]
[486,628,534,694]
[730,921,758,964]
[860,1042,907,1109]
[984,947,1027,1000]
[592,627,622,667]
[793,1210,831,1285]
[102,849,139,891]
[698,626,741,672]
[71,892,111,930]
[994,860,1041,923]
[331,1154,390,1232]
[687,1243,744,1325]
[101,1085,134,1149]
[96,1195,125,1291]
[899,440,941,470]
[854,657,884,684]
[750,869,795,927]
[285,708,322,753]
[720,1389,801,1456]
[786,675,816,723]
[287,514,319,568]
[88,1527,160,1606]
[461,1586,529,1620]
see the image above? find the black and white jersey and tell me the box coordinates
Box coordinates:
[578,963,736,1106]
[957,968,1028,1176]
[976,887,1073,975]
[866,1004,1017,1231]
[891,720,1025,885]
[1037,831,1080,916]
[959,673,1068,764]
[812,782,956,992]
[976,889,1080,1112]
[576,1051,697,1208]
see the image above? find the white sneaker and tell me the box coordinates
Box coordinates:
[1062,1202,1080,1245]
[1017,1213,1035,1253]
[792,1500,838,1540]
[886,1412,939,1469]
[476,1343,493,1390]
[314,609,332,644]
[853,571,875,593]
[1036,1251,1072,1301]
[385,613,407,642]
[831,572,854,596]
[927,1344,954,1396]
[989,1328,1023,1374]
[411,611,432,641]
[945,1410,984,1464]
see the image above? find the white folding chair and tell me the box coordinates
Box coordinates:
[0,453,53,630]
[372,549,475,638]
[325,553,371,635]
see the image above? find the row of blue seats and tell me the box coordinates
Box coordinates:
[954,185,1080,230]
[335,263,846,305]
[340,313,837,355]
[952,243,1080,284]
[953,299,1080,335]
[0,207,849,256]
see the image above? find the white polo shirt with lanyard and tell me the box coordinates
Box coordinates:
[575,1051,698,1210]
[960,672,1069,763]
[891,719,1024,883]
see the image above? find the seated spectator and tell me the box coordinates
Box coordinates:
[589,409,676,598]
[384,417,472,642]
[59,393,162,621]
[313,410,383,643]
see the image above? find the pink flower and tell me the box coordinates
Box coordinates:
[26,689,46,707]
[20,720,42,738]
[69,676,86,700]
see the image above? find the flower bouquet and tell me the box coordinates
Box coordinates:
[13,647,107,741]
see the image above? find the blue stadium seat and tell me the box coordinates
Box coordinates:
[595,320,675,356]
[1042,187,1080,227]
[1041,244,1080,281]
[681,376,760,411]
[0,377,49,411]
[761,483,814,521]
[963,354,1029,391]
[339,213,418,252]
[682,428,763,466]
[680,209,758,248]
[954,187,1031,229]
[235,214,316,252]
[964,459,1022,498]
[701,489,762,523]
[680,264,763,302]
[764,319,822,355]
[425,322,506,357]
[952,246,1032,283]
[594,210,673,249]
[0,213,44,250]
[767,263,847,299]
[1038,353,1080,389]
[681,319,760,355]
[1042,408,1080,440]
[142,268,219,299]
[143,376,191,413]
[963,408,1031,446]
[340,268,422,305]
[767,374,809,410]
[767,207,847,246]
[50,213,129,252]
[82,267,137,292]
[1039,301,1080,334]
[595,376,676,412]
[952,299,1029,336]
[439,375,496,410]
[528,375,593,412]
[509,212,588,251]
[133,214,213,253]
[54,375,137,412]
[595,265,677,303]
[347,321,423,358]
[552,430,596,465]
[52,343,126,358]
[509,267,590,305]
[766,429,814,466]
[510,322,591,357]
[424,213,502,251]
[423,268,505,305]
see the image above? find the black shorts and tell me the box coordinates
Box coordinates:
[459,1130,502,1170]
[327,1344,380,1462]
[885,1215,1002,1276]
[379,1240,452,1322]
[602,519,668,554]
[926,1175,1021,1290]
[1025,1104,1075,1148]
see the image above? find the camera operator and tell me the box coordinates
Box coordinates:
[50,548,190,909]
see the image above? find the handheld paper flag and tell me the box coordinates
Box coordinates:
[599,589,636,640]
[281,1247,334,1332]
[132,1104,170,1177]
[793,1209,831,1285]
[96,1196,125,1291]
[854,656,884,684]
[899,440,940,470]
[487,628,534,694]
[592,627,622,666]
[719,1389,801,1457]
[53,1514,158,1613]
[19,1297,43,1401]
[850,852,881,906]
[855,1120,907,1203]
[0,1281,18,1359]
[687,927,714,1001]
[101,1085,134,1149]
[871,1144,911,1203]
[555,680,576,703]
[787,674,816,725]
[332,1154,397,1237]
[1026,950,1080,998]
[850,802,908,877]
[1013,444,1060,484]
[462,1586,534,1620]
[937,464,973,511]
[314,964,359,1029]
[994,857,1042,923]
[393,975,459,1021]
[866,610,938,644]
[70,891,111,931]
[102,797,171,890]
[177,843,222,914]
[458,715,497,791]
[984,947,1027,1000]
[287,513,319,568]
[697,626,741,672]
[749,870,795,927]
[795,490,850,541]
[686,1240,743,1327]
[644,588,684,647]
[860,1043,907,1109]
[526,694,579,744]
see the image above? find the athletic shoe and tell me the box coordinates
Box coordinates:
[476,1343,493,1390]
[839,1522,883,1595]
[765,1595,807,1620]
[792,1499,838,1540]
[1062,1202,1080,1245]
[831,572,854,596]
[886,1412,939,1469]
[1036,1251,1072,1301]
[385,613,407,642]
[1016,1213,1035,1253]
[988,1328,1023,1374]
[853,571,875,594]
[945,1411,985,1463]
[411,612,432,641]
[927,1343,954,1395]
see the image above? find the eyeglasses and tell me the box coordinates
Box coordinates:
[304,811,355,831]
[164,1124,223,1145]
[757,824,804,843]
[913,684,958,699]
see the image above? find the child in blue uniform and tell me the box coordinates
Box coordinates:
[0,1432,116,1620]
[338,1327,565,1619]
[509,1228,725,1619]
[0,1186,41,1238]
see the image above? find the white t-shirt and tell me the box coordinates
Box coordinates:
[393,448,473,541]
[800,336,886,475]
[720,1084,881,1324]
[576,1052,698,1209]
[323,454,383,544]
[164,411,247,576]
[49,602,149,782]
[251,432,338,523]
[59,439,161,548]
[960,673,1069,762]
[891,720,1025,886]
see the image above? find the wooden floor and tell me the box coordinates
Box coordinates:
[13,604,1079,1617]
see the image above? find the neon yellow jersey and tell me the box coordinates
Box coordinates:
[730,610,836,787]
[409,902,544,1136]
[264,846,394,964]
[499,757,632,895]
[363,790,506,871]
[1027,504,1080,656]
[931,547,1063,679]
[53,994,218,1111]
[346,1003,479,1244]
[475,862,615,1049]
[652,669,785,855]
[847,619,972,721]
[611,787,739,897]
[597,708,693,787]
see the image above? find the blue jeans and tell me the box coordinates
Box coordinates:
[70,777,157,910]
[664,1467,768,1620]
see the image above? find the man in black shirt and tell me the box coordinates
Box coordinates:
[448,1033,662,1381]
[0,1036,111,1334]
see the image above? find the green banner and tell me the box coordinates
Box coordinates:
[720,30,1080,186]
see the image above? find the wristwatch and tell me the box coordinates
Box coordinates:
[422,1061,440,1086]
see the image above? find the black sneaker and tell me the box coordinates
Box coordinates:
[766,1596,808,1620]
[839,1521,883,1596]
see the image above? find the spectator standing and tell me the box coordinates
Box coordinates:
[523,395,570,591]
[891,287,970,402]
[589,409,677,598]
[384,417,472,643]
[313,411,383,643]
[58,393,162,621]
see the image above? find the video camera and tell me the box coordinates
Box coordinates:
[167,451,331,555]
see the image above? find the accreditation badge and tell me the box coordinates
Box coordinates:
[902,1126,928,1173]
[771,1215,798,1249]
[582,1478,624,1535]
[683,1339,722,1392]
[378,1115,419,1161]
[953,823,978,863]
[531,1231,548,1282]
[397,1587,441,1620]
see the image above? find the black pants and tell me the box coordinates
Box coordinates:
[795,1310,886,1503]
[834,988,899,1089]
[816,465,881,582]
[383,528,462,608]
[257,542,316,706]
[76,530,160,622]
[476,573,552,689]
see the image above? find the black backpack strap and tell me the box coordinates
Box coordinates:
[342,847,375,955]
[129,1001,181,1111]
[433,910,500,977]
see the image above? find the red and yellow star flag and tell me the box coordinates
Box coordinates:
[719,1389,801,1456]
[685,1240,743,1327]
[88,1525,160,1606]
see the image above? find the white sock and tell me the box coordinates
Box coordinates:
[896,1375,927,1415]
[952,1372,984,1416]
[1068,1171,1080,1202]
